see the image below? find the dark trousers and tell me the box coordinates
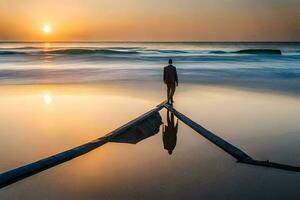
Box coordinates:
[167,83,176,102]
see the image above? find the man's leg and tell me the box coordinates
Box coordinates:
[167,84,171,103]
[170,84,176,103]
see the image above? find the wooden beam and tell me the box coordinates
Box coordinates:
[0,101,166,188]
[164,104,300,172]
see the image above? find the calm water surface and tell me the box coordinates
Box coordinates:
[0,83,300,199]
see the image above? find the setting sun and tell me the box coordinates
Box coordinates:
[42,25,52,33]
[43,94,52,105]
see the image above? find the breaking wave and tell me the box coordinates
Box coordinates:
[46,48,140,55]
[210,49,282,55]
[235,49,282,55]
[0,47,292,57]
[0,48,140,56]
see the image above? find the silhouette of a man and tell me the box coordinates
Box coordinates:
[163,111,178,155]
[163,59,178,104]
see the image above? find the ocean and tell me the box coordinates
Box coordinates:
[0,42,300,94]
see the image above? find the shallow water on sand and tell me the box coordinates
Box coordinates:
[0,83,300,199]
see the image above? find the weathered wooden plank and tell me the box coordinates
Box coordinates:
[164,104,300,172]
[164,103,252,161]
[0,101,166,189]
[241,158,300,172]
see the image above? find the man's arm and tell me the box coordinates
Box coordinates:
[175,68,178,86]
[163,67,166,83]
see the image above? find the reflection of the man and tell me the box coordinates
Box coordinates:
[163,110,178,155]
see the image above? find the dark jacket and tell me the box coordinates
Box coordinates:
[164,65,178,85]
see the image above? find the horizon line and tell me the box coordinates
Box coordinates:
[0,40,299,43]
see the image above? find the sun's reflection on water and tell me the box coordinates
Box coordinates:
[42,43,53,63]
[44,43,51,48]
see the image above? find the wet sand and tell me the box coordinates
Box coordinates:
[0,82,300,199]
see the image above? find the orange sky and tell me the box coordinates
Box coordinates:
[0,0,299,41]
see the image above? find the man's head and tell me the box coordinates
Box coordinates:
[168,59,173,65]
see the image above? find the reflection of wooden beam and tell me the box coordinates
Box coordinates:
[164,104,300,172]
[0,101,166,189]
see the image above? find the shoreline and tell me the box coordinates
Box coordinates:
[0,80,299,99]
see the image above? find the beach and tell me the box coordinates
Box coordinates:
[0,82,300,199]
[0,42,300,199]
